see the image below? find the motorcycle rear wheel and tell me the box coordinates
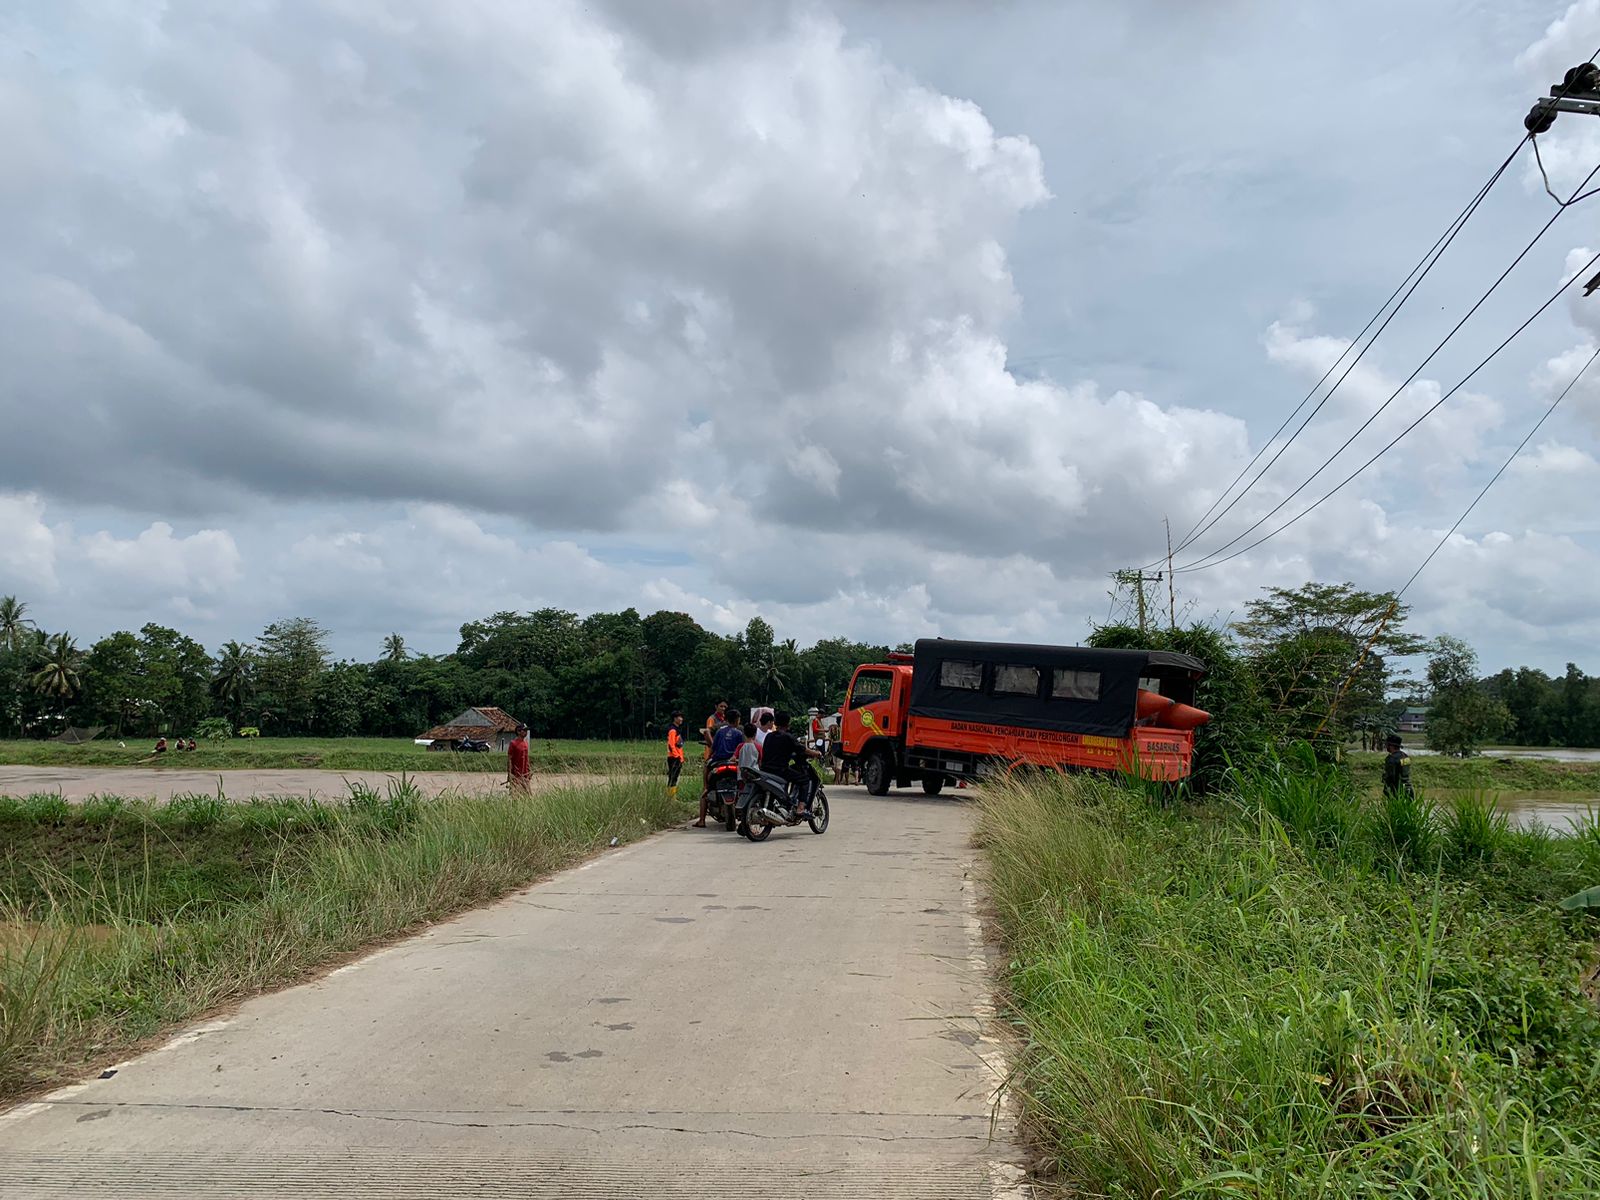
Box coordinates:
[745,812,774,842]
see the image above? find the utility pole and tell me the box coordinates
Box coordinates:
[1112,568,1163,636]
[1165,519,1177,631]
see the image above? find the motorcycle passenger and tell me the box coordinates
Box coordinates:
[760,709,823,816]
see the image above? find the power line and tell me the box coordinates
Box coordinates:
[1164,45,1600,571]
[1157,136,1528,568]
[1309,343,1600,740]
[1396,344,1600,599]
[1172,243,1600,575]
[1173,156,1600,573]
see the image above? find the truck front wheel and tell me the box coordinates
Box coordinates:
[862,748,892,796]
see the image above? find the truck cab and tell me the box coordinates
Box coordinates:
[838,655,914,792]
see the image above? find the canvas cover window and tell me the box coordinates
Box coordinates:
[1052,669,1101,701]
[938,659,984,690]
[993,664,1040,696]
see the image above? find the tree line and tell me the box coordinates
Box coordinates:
[0,596,886,741]
[1,585,1593,753]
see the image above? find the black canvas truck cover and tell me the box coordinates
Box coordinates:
[909,639,1207,739]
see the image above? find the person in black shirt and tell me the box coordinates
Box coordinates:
[1382,733,1413,799]
[760,710,822,814]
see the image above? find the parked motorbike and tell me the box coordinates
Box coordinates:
[455,737,491,752]
[708,759,741,832]
[739,764,829,842]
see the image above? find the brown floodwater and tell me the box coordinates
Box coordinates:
[1438,791,1600,833]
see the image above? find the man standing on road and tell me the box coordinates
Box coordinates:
[507,723,532,795]
[1382,733,1413,800]
[666,713,686,796]
[700,699,728,808]
[756,710,774,748]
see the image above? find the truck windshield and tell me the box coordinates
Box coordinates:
[850,670,894,708]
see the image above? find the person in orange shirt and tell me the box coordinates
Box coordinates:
[666,713,686,795]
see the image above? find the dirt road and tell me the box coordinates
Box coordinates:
[0,766,603,802]
[0,786,1024,1198]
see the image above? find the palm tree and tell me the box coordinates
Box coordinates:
[758,648,790,704]
[0,595,34,652]
[382,633,408,663]
[211,640,255,722]
[31,632,84,703]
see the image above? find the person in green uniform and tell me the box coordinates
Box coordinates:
[1382,733,1413,799]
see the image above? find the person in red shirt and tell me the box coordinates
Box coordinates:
[506,723,531,794]
[666,713,686,795]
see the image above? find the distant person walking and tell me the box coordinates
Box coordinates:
[666,713,686,796]
[1382,733,1413,800]
[507,723,532,795]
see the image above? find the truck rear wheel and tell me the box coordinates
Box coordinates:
[921,775,945,797]
[862,748,892,796]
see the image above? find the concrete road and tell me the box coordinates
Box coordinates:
[0,787,1025,1198]
[0,765,602,802]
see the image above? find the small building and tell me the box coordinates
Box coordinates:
[417,706,523,751]
[1398,705,1429,735]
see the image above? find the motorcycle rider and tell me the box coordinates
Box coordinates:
[696,708,744,828]
[759,709,823,816]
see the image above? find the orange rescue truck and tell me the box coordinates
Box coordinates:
[838,638,1210,795]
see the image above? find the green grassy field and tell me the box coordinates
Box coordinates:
[0,736,658,774]
[1348,750,1600,794]
[980,763,1600,1197]
[0,777,691,1100]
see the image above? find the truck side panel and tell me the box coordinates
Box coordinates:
[904,713,1195,782]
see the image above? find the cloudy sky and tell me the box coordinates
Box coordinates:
[4,0,1600,675]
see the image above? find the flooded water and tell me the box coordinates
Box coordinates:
[1438,791,1600,833]
[1484,747,1600,765]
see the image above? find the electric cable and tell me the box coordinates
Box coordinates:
[1396,344,1600,599]
[1173,156,1600,573]
[1163,46,1600,570]
[1171,242,1600,574]
[1157,136,1528,567]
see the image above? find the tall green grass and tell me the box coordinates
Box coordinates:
[0,776,687,1099]
[979,767,1600,1198]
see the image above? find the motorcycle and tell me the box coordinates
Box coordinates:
[707,759,741,832]
[455,737,491,753]
[739,764,829,842]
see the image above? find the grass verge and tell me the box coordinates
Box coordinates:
[0,776,687,1101]
[978,763,1600,1197]
[1348,752,1600,795]
[0,736,659,774]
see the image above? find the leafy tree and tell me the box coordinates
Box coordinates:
[1234,582,1425,747]
[0,595,34,652]
[80,631,148,733]
[1425,635,1509,757]
[136,623,211,733]
[255,618,330,733]
[313,661,369,738]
